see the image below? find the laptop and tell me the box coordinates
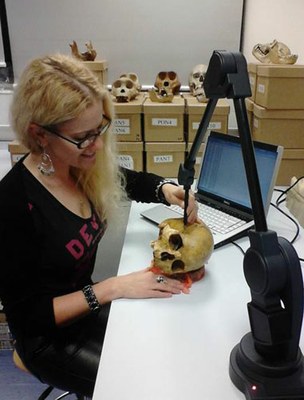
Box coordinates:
[140,131,283,249]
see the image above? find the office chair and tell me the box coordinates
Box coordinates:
[13,349,86,400]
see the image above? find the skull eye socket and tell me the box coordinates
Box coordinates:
[169,234,183,250]
[126,80,134,89]
[158,71,167,80]
[193,72,200,79]
[168,71,177,80]
[113,80,121,88]
[172,260,185,272]
[160,252,175,261]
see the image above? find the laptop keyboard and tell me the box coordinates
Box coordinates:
[168,203,247,234]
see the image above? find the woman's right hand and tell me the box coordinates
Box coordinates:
[96,267,186,302]
[116,267,187,298]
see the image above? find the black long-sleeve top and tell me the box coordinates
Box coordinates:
[0,157,165,341]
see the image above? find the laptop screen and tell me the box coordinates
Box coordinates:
[197,132,281,213]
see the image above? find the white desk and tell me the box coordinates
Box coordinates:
[93,196,304,400]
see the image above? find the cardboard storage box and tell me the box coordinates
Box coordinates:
[286,182,304,228]
[112,93,144,142]
[117,141,144,171]
[247,63,258,101]
[187,142,205,178]
[276,149,304,186]
[255,64,304,109]
[245,98,254,134]
[83,60,108,85]
[145,142,186,177]
[252,103,304,148]
[143,96,185,142]
[8,140,28,166]
[184,94,229,142]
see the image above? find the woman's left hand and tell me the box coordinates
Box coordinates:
[161,183,198,224]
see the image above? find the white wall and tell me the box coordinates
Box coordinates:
[242,0,304,64]
[2,0,304,133]
[5,0,243,86]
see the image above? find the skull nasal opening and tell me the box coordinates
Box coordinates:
[172,260,185,272]
[160,252,175,261]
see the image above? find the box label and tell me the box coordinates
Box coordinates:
[153,155,173,163]
[152,118,177,127]
[113,118,130,135]
[193,121,221,130]
[117,155,134,170]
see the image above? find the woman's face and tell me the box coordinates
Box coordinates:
[45,99,107,171]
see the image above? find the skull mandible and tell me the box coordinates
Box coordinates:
[154,71,181,97]
[252,39,298,64]
[189,64,208,102]
[111,77,138,103]
[151,218,214,276]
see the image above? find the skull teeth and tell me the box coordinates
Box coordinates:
[116,96,129,103]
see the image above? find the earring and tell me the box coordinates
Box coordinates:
[37,148,55,176]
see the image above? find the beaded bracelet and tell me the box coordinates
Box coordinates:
[155,179,178,206]
[82,285,101,314]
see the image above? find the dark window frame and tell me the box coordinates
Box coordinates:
[0,0,13,83]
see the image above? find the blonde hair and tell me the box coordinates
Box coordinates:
[10,53,126,220]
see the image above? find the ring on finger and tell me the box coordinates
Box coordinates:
[156,275,167,284]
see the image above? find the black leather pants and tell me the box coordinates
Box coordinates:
[16,303,111,398]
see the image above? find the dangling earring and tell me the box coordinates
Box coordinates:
[37,148,55,176]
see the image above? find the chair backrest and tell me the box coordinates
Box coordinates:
[13,349,30,373]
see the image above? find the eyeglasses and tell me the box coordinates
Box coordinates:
[39,114,112,149]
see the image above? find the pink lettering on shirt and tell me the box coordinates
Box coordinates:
[66,240,84,259]
[90,214,99,230]
[79,224,93,247]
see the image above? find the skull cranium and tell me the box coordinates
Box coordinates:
[119,73,141,94]
[154,71,181,97]
[111,77,138,103]
[151,218,214,276]
[148,71,181,103]
[252,40,298,64]
[189,64,208,102]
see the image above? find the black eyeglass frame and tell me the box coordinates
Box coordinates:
[38,114,112,149]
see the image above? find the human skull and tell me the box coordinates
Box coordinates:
[120,73,141,94]
[189,64,208,102]
[111,77,138,102]
[151,218,214,275]
[252,40,298,64]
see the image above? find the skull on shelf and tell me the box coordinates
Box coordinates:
[111,77,138,103]
[119,73,141,94]
[155,71,181,96]
[188,64,208,102]
[69,40,97,61]
[252,40,298,64]
[148,71,181,103]
[151,218,214,276]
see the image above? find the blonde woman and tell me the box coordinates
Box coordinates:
[0,54,197,397]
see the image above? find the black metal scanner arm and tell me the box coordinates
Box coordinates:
[179,50,304,399]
